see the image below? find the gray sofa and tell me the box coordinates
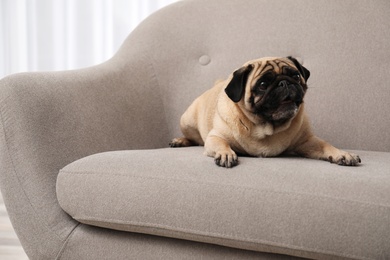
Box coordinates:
[1,0,389,259]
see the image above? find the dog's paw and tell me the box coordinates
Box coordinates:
[214,150,238,168]
[328,151,361,166]
[169,137,193,148]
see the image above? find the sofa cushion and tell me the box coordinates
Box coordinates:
[57,147,390,259]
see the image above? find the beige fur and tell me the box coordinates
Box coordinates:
[170,57,361,167]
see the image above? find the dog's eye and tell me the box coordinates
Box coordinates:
[292,74,301,81]
[259,81,268,89]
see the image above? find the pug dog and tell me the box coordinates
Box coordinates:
[170,56,361,168]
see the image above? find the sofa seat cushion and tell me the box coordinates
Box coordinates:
[56,147,390,259]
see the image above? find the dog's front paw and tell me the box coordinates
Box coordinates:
[214,150,238,168]
[328,151,361,166]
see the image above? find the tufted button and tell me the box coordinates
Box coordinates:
[199,55,211,66]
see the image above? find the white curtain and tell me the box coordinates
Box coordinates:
[0,0,178,78]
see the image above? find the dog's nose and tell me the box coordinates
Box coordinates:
[278,80,288,88]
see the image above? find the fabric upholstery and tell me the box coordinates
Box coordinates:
[0,0,389,259]
[120,0,390,152]
[0,62,169,259]
[57,148,390,259]
[58,224,300,260]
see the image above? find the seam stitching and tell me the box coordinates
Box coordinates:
[55,223,80,260]
[79,216,369,260]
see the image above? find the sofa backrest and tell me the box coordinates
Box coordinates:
[114,0,390,152]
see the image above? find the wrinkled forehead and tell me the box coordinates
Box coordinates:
[250,58,297,78]
[244,58,299,87]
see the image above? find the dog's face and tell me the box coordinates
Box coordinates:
[225,56,310,126]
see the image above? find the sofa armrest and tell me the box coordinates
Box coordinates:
[0,52,168,258]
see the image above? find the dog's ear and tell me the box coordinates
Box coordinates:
[225,64,254,103]
[287,56,310,81]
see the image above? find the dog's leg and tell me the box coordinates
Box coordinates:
[169,137,197,147]
[170,123,204,147]
[295,136,361,166]
[205,132,238,168]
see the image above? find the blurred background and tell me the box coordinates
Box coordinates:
[0,0,178,78]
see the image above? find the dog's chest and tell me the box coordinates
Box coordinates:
[236,123,293,157]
